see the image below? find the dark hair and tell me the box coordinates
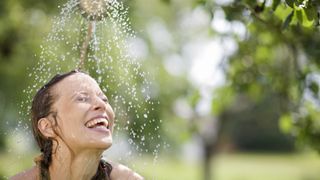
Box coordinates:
[31,70,112,180]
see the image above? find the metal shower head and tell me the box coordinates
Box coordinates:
[79,0,111,21]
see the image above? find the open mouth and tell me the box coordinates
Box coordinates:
[85,117,110,131]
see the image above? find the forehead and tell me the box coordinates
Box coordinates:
[53,73,102,96]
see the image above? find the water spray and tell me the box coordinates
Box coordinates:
[79,0,111,21]
[78,0,111,69]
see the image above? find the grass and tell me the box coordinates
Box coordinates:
[0,151,38,179]
[133,153,320,180]
[1,152,320,180]
[213,153,320,180]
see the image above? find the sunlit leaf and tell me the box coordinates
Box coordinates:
[296,8,315,27]
[279,114,293,134]
[274,3,293,20]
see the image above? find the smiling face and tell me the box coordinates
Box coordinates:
[50,72,115,152]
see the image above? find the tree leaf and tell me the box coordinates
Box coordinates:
[296,9,303,24]
[272,0,281,11]
[309,82,319,96]
[282,10,294,30]
[305,4,318,21]
[302,9,315,27]
[294,0,304,7]
[296,8,315,28]
[279,114,293,134]
[285,0,294,8]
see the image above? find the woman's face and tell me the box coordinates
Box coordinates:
[50,73,115,152]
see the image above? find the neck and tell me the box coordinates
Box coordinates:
[48,143,104,180]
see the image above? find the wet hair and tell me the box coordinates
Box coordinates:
[31,70,112,180]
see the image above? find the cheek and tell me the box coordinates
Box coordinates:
[107,104,115,117]
[57,116,85,141]
[60,103,88,118]
[57,105,88,131]
[107,105,115,127]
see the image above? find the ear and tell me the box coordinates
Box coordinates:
[38,118,57,138]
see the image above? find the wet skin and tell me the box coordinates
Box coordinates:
[11,73,143,180]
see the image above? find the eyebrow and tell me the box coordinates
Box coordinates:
[98,92,109,100]
[70,91,88,99]
[97,91,107,96]
[70,91,107,99]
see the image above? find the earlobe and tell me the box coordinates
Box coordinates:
[38,118,56,138]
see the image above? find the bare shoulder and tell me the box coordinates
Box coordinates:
[10,166,38,180]
[109,161,144,180]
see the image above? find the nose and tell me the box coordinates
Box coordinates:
[92,96,107,111]
[92,96,115,127]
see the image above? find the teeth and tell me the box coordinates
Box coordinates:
[86,118,109,128]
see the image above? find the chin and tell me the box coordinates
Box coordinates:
[92,137,112,150]
[101,139,112,149]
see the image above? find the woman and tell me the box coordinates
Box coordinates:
[11,70,143,180]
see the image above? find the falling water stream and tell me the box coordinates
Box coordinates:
[8,0,163,177]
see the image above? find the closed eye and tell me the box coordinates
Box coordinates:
[101,97,109,103]
[98,92,109,103]
[76,96,90,102]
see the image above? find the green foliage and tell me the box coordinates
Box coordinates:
[282,10,294,30]
[211,0,320,151]
[0,0,53,150]
[0,0,190,155]
[283,0,319,28]
[1,0,319,161]
[279,114,293,134]
[188,89,201,109]
[211,87,235,115]
[220,94,295,152]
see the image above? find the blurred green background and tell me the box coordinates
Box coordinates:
[1,0,320,179]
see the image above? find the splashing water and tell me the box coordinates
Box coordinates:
[16,0,163,173]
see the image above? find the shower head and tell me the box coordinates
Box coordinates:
[79,0,111,21]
